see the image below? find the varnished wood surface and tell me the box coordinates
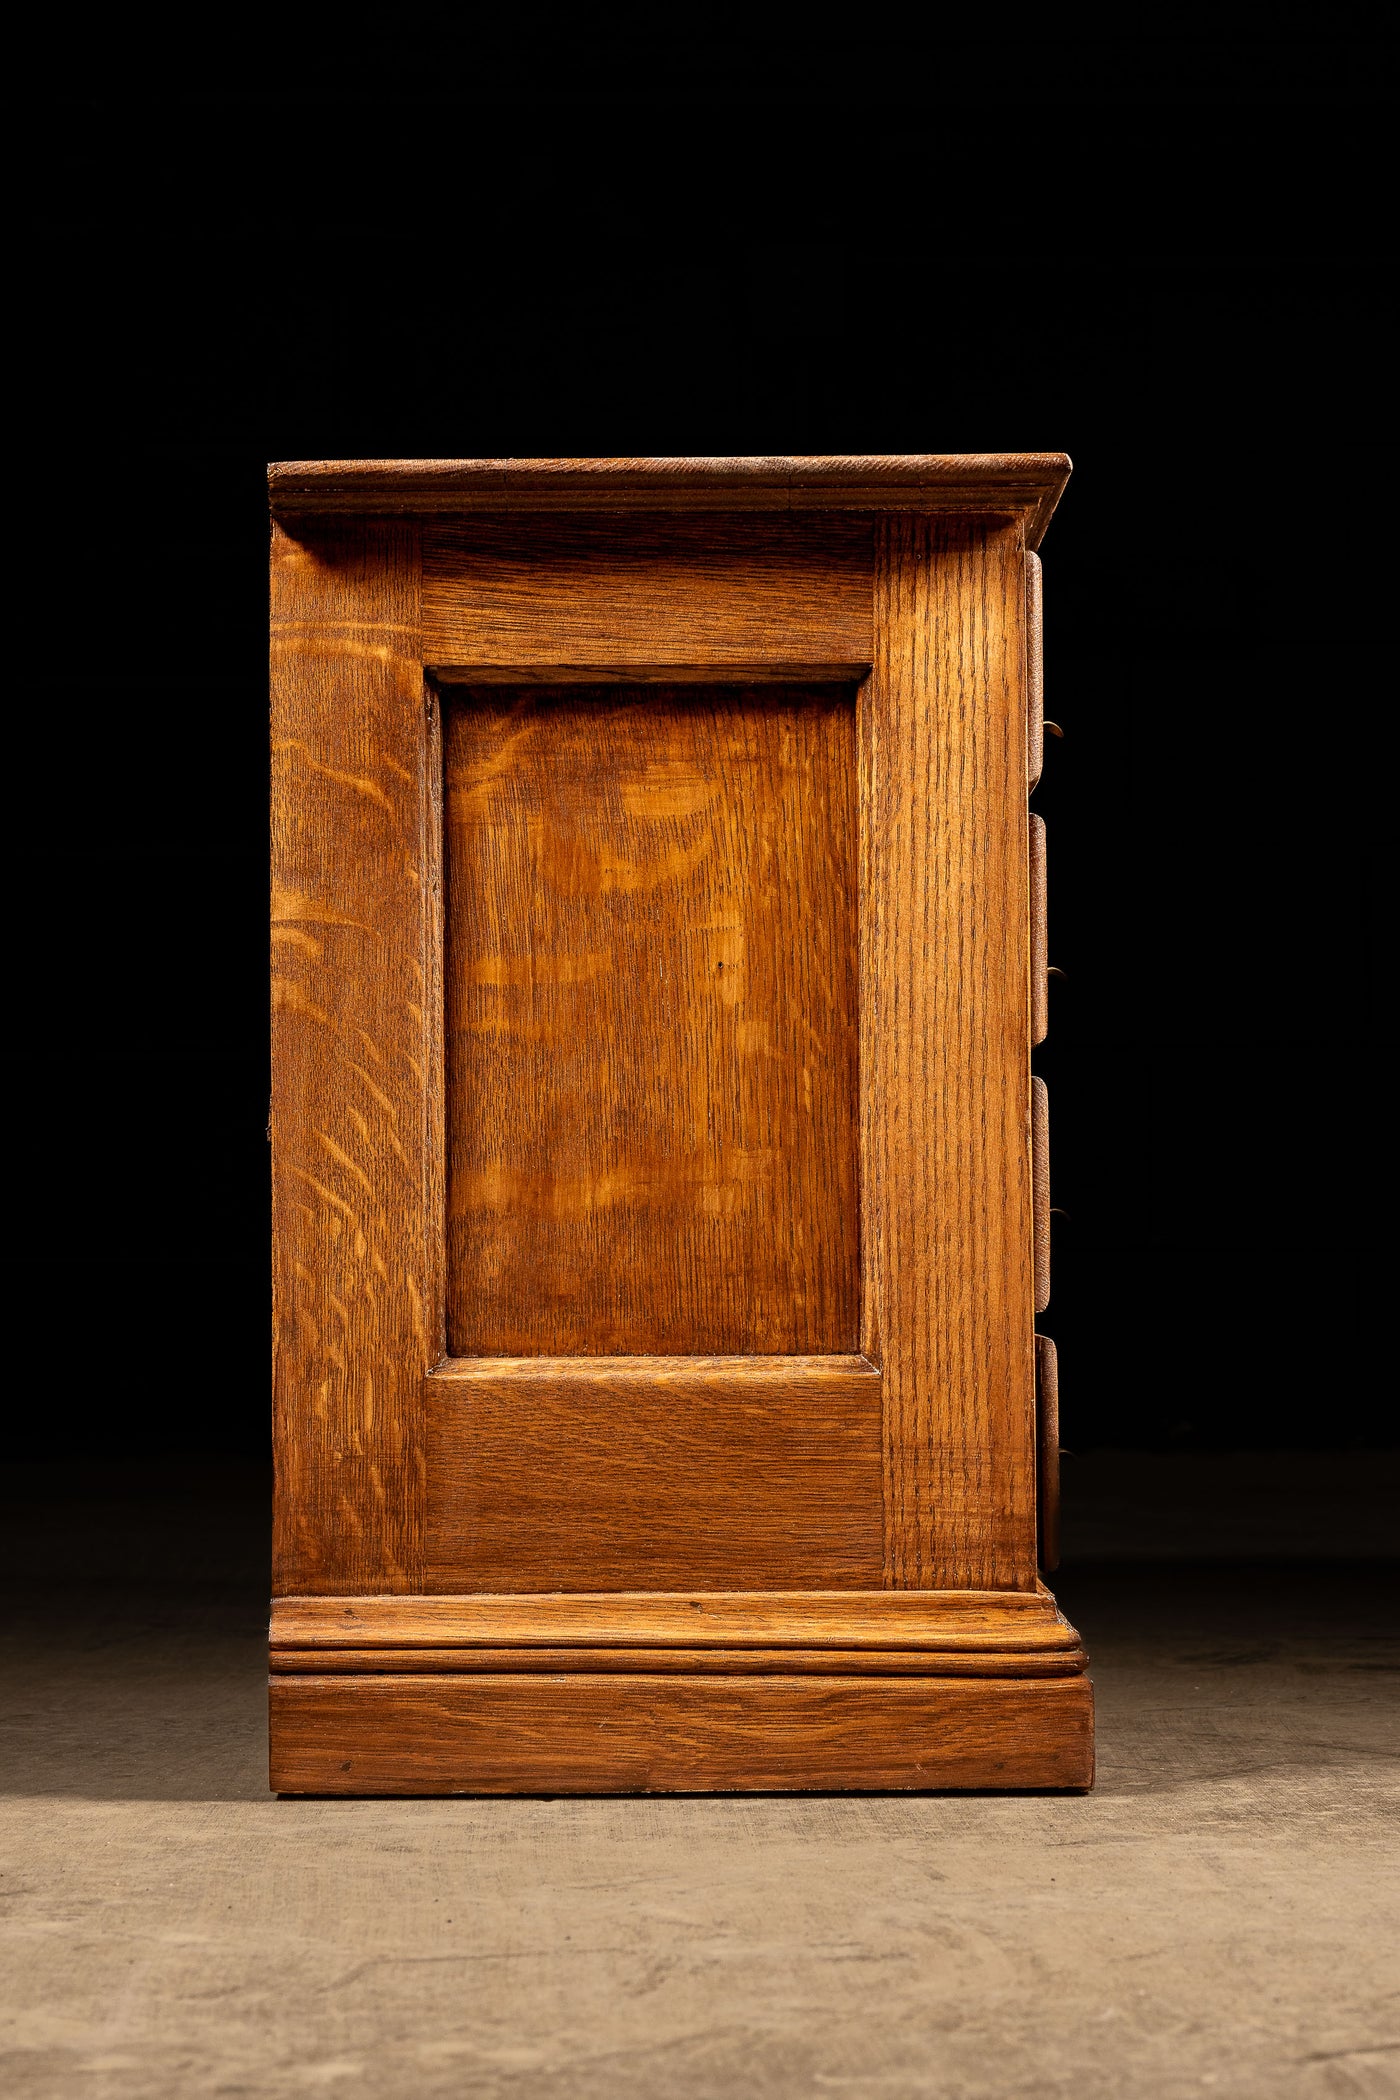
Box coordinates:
[1026,547,1044,789]
[425,1356,882,1591]
[269,1673,1095,1794]
[865,520,1036,1589]
[268,1647,1084,1677]
[429,1352,875,1391]
[268,1586,1081,1652]
[444,683,859,1356]
[1030,813,1049,1046]
[270,522,429,1594]
[1032,1077,1051,1316]
[269,455,1072,546]
[423,516,872,674]
[1036,1334,1061,1574]
[433,661,867,685]
[268,461,1085,1788]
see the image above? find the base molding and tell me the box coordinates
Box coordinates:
[270,1672,1094,1795]
[268,1587,1092,1794]
[269,1585,1083,1660]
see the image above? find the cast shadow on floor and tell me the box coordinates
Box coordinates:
[2,1457,1396,1804]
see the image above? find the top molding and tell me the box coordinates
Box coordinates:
[267,454,1072,548]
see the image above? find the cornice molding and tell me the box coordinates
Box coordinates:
[268,453,1072,546]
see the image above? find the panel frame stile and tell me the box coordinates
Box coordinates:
[270,517,431,1597]
[864,517,1038,1590]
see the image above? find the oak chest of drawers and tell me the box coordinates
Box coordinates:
[267,453,1088,1793]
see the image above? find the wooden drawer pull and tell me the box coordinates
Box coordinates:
[1032,1077,1051,1314]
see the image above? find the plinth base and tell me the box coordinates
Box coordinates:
[269,1589,1093,1796]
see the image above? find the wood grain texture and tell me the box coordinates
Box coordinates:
[1026,547,1044,789]
[270,521,429,1593]
[865,519,1036,1590]
[269,1648,1083,1677]
[268,467,1088,1791]
[425,1356,882,1591]
[269,1585,1080,1652]
[444,684,859,1356]
[1036,1334,1061,1573]
[434,662,867,685]
[1030,812,1049,1046]
[270,456,1072,547]
[269,1672,1095,1793]
[1032,1077,1051,1316]
[423,516,872,673]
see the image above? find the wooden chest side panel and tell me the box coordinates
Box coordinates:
[424,1357,884,1592]
[865,520,1037,1589]
[443,683,859,1357]
[422,514,874,671]
[270,520,430,1593]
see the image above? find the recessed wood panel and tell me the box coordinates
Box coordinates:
[444,683,859,1356]
[423,1357,884,1592]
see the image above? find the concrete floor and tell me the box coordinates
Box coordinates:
[2,1459,1397,2099]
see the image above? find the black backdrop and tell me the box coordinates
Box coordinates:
[33,49,1388,1460]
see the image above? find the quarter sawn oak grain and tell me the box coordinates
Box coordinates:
[270,522,428,1595]
[443,684,859,1357]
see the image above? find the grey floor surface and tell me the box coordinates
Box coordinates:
[2,1456,1397,2100]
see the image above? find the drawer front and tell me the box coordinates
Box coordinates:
[1032,1077,1051,1315]
[1036,1333,1060,1573]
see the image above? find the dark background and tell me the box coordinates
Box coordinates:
[31,30,1390,1466]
